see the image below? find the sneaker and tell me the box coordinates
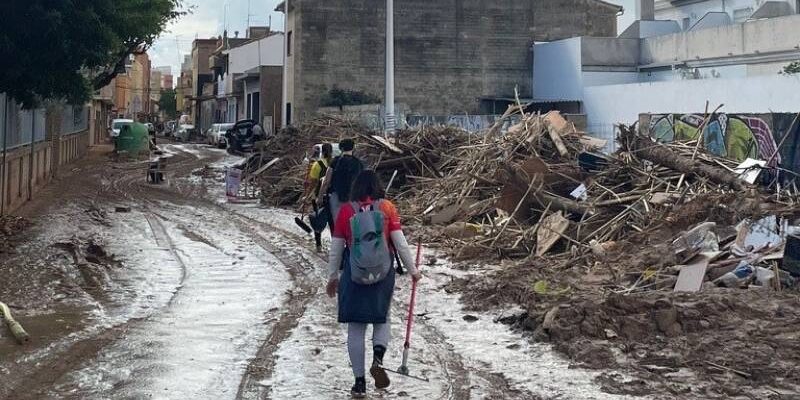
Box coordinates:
[351,377,367,398]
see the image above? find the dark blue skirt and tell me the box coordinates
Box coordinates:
[338,251,396,324]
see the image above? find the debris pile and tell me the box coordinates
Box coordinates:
[256,109,800,397]
[255,115,474,206]
[255,116,368,205]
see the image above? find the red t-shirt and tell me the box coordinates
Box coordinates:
[333,198,402,246]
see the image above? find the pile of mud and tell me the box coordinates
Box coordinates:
[541,290,800,398]
[458,231,800,398]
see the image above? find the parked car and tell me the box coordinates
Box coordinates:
[109,119,134,138]
[206,123,235,148]
[175,124,197,142]
[225,119,268,153]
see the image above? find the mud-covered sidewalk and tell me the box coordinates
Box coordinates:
[0,142,637,400]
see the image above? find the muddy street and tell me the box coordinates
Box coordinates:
[0,144,636,400]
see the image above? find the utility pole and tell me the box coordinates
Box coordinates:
[281,0,289,128]
[384,0,396,136]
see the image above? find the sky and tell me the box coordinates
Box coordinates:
[149,0,286,83]
[150,0,636,88]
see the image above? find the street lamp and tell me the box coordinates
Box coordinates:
[384,0,395,136]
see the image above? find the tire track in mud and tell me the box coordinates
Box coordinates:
[225,212,479,400]
[227,214,319,400]
[143,213,188,306]
[3,215,187,400]
[227,211,543,400]
[34,144,536,399]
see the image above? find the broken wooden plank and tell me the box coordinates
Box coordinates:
[674,252,716,292]
[535,211,570,256]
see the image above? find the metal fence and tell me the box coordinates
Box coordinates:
[60,103,89,136]
[1,94,89,150]
[1,94,47,149]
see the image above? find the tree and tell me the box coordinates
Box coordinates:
[320,86,382,108]
[158,88,178,119]
[0,0,186,109]
[783,61,800,75]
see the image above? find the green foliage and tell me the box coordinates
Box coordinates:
[0,0,186,108]
[320,86,382,108]
[783,61,800,75]
[158,89,178,119]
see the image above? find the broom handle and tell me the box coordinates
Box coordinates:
[403,241,422,349]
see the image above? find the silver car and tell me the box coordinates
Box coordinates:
[109,119,133,138]
[206,123,235,148]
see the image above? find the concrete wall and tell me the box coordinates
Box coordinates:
[290,0,620,122]
[580,37,640,67]
[533,38,583,101]
[259,66,283,133]
[581,74,800,151]
[316,103,411,131]
[533,37,639,100]
[1,142,52,213]
[655,0,797,27]
[641,14,800,65]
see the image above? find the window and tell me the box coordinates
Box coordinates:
[287,31,293,56]
[286,103,292,126]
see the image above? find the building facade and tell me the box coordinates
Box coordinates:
[276,0,621,125]
[191,39,218,132]
[150,69,162,117]
[217,33,284,131]
[130,53,152,119]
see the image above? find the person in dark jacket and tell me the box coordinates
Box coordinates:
[326,170,421,398]
[317,138,363,227]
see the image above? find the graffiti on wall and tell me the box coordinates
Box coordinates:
[406,115,522,133]
[649,114,782,168]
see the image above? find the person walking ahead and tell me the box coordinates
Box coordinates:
[303,143,333,252]
[318,138,363,226]
[326,170,421,398]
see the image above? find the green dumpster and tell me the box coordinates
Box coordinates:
[116,122,149,155]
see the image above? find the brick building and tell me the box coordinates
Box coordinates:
[276,0,621,124]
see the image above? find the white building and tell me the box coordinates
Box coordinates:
[212,32,284,131]
[533,0,800,150]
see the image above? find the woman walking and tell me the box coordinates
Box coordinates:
[326,170,421,398]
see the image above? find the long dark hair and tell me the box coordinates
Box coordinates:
[351,170,385,201]
[321,143,333,159]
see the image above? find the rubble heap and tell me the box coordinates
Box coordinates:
[256,109,800,397]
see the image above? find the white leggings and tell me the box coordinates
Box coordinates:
[347,322,391,377]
